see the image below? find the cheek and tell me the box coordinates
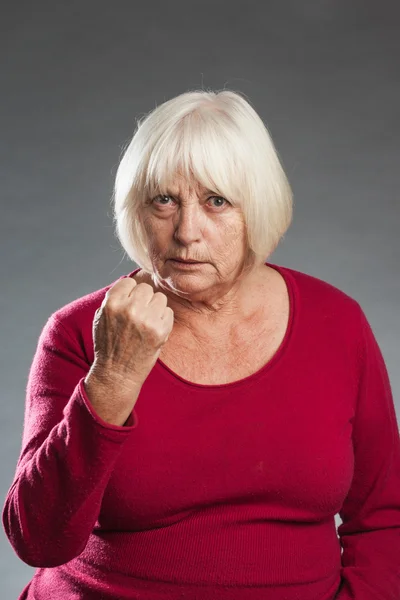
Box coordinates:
[221,222,245,246]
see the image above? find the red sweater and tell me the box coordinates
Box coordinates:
[3,262,400,600]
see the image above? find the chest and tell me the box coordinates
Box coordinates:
[158,305,289,386]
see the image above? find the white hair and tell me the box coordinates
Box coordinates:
[112,88,293,273]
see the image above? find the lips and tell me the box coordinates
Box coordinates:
[171,259,201,263]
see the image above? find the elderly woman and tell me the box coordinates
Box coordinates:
[3,90,400,600]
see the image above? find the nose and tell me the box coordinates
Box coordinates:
[173,204,203,246]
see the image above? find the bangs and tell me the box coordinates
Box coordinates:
[143,110,246,206]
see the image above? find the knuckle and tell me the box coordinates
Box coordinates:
[137,282,154,292]
[153,291,167,301]
[104,298,120,312]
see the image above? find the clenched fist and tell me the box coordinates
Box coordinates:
[84,277,174,426]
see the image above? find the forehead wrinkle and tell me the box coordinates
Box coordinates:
[164,183,215,197]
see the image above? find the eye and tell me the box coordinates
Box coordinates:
[152,194,172,205]
[152,195,229,208]
[209,196,229,208]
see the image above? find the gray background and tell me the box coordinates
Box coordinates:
[1,0,399,597]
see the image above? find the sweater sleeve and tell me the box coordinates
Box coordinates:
[2,313,138,568]
[335,305,400,599]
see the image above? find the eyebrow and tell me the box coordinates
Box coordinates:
[164,188,216,196]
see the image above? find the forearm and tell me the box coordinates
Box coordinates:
[2,383,134,567]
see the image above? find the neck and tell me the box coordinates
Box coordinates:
[152,263,271,339]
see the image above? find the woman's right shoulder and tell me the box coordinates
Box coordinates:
[46,273,137,345]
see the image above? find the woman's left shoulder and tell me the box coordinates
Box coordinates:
[281,263,362,314]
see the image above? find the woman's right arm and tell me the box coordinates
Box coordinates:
[2,314,139,568]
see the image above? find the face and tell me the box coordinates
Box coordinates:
[139,174,255,306]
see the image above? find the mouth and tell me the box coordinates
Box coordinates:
[170,259,202,264]
[169,259,205,267]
